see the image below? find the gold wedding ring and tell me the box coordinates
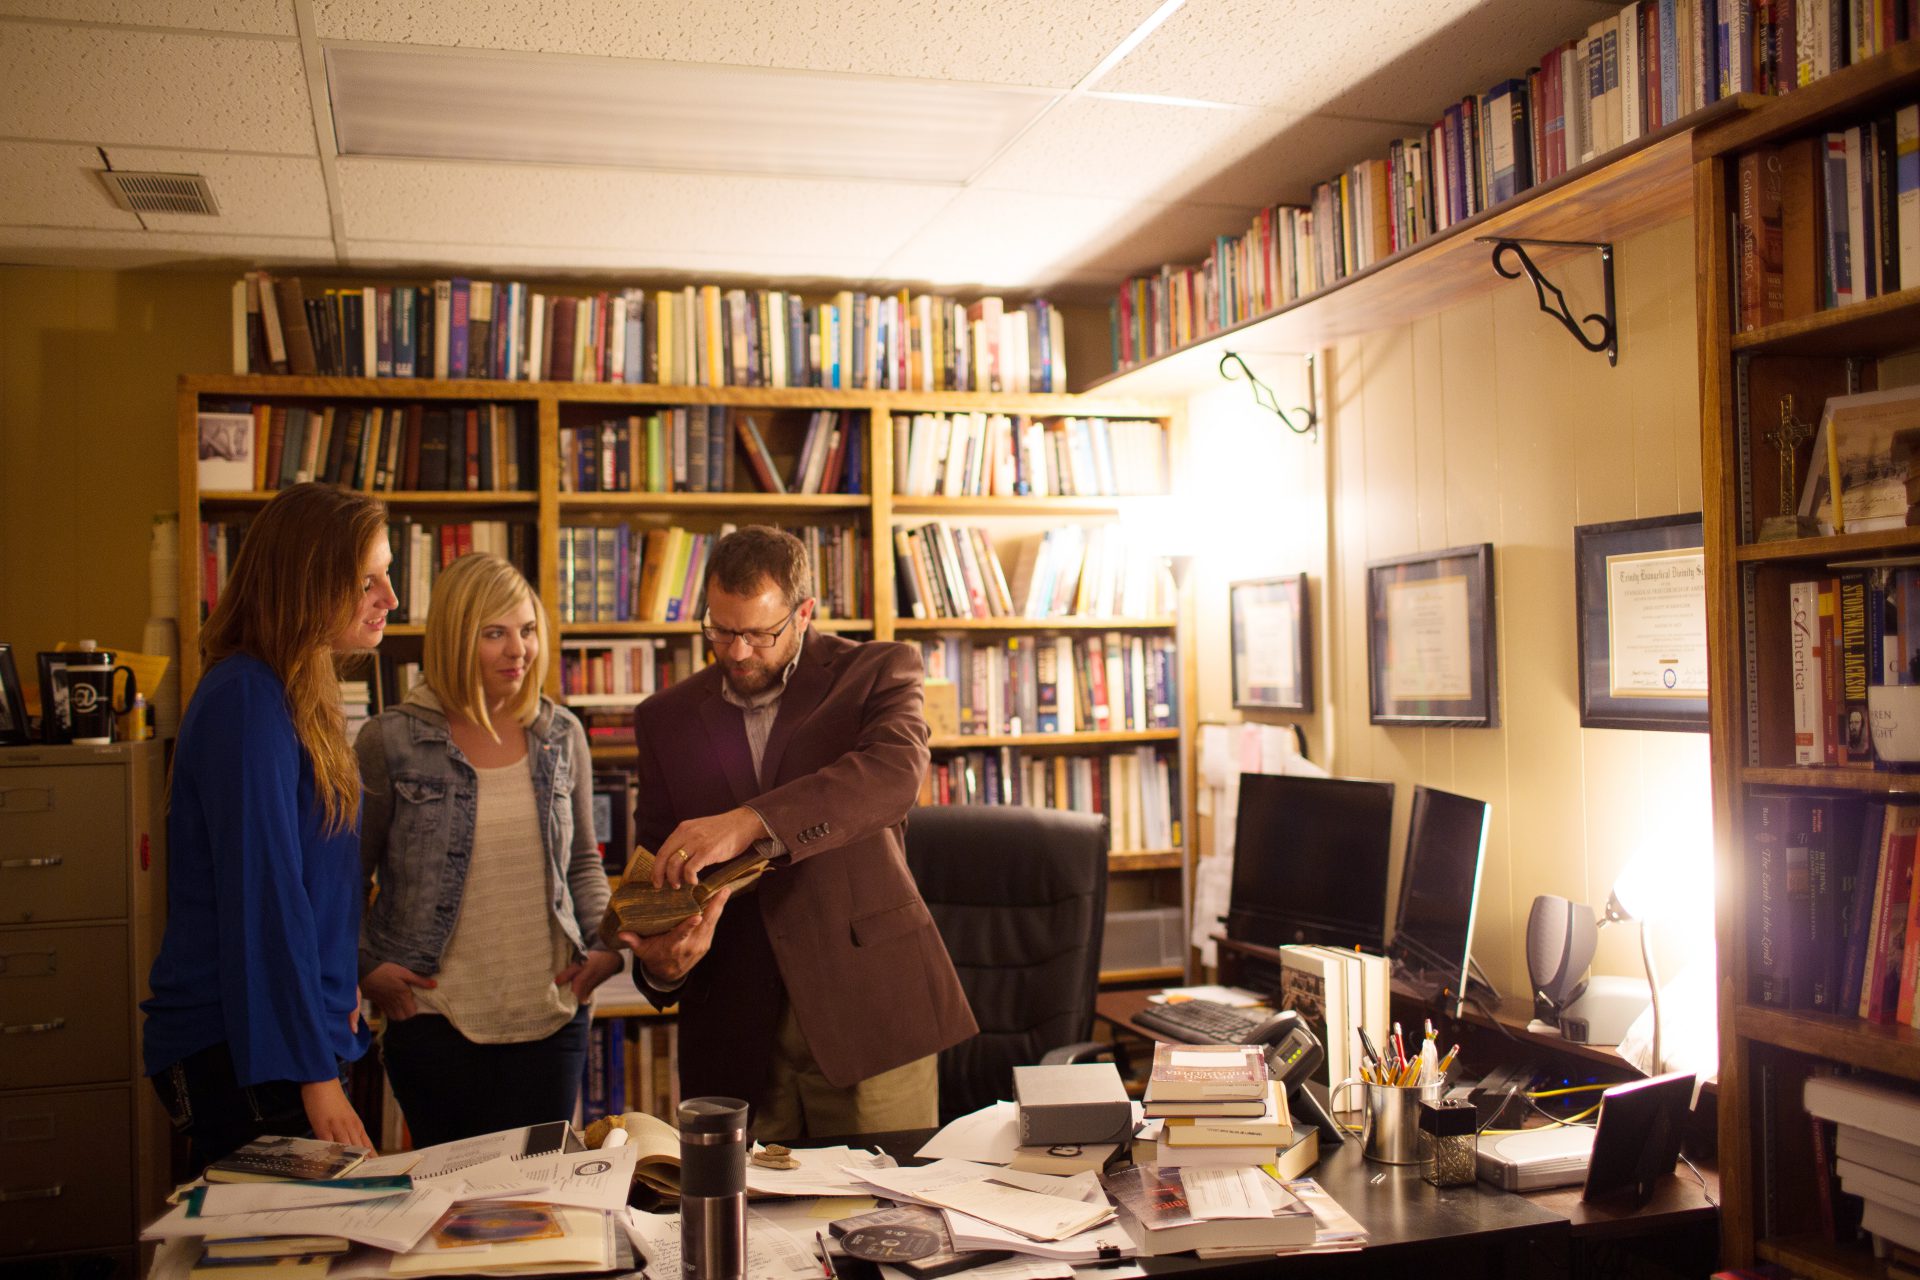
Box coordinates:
[675,849,691,861]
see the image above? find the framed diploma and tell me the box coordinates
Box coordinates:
[1366,544,1498,728]
[1230,574,1311,712]
[1574,513,1707,732]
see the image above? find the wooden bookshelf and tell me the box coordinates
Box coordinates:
[1696,46,1920,1274]
[179,371,1193,983]
[1085,96,1755,398]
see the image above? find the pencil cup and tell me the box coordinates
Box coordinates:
[1332,1078,1447,1164]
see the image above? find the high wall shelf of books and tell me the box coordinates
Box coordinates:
[176,371,1190,985]
[1694,42,1920,1278]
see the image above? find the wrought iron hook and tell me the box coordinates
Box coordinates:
[1478,237,1617,366]
[1218,351,1317,438]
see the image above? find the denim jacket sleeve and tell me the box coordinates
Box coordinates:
[559,710,612,954]
[354,719,393,982]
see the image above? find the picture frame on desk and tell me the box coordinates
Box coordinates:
[35,651,72,744]
[1573,514,1707,733]
[0,644,29,745]
[1229,574,1311,713]
[1365,544,1497,728]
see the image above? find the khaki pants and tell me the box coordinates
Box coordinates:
[751,1000,937,1142]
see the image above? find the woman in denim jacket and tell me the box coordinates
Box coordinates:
[356,553,619,1145]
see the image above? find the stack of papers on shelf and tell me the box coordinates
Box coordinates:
[1806,1075,1920,1253]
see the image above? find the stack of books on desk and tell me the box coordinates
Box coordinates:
[1138,1043,1318,1177]
[1804,1075,1920,1259]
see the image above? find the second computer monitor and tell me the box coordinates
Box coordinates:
[1387,783,1491,1010]
[1229,773,1394,951]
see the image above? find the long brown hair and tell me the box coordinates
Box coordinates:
[200,483,388,834]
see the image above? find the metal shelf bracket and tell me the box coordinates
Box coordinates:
[1477,237,1617,366]
[1218,350,1318,438]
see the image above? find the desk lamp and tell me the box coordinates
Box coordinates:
[1598,856,1661,1078]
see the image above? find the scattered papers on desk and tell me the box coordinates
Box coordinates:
[141,1185,459,1252]
[624,1207,823,1280]
[193,1177,414,1216]
[1270,1177,1368,1253]
[879,1258,1073,1280]
[1145,986,1264,1008]
[1181,1167,1289,1220]
[745,1144,895,1197]
[851,1161,1114,1241]
[914,1100,1138,1169]
[406,1134,638,1212]
[942,1210,1137,1263]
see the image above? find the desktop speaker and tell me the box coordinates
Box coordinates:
[1526,894,1597,1020]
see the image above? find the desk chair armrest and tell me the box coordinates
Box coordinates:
[1039,1040,1130,1073]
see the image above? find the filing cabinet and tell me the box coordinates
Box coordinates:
[1,741,167,1275]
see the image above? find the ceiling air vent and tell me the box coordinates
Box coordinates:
[98,171,220,215]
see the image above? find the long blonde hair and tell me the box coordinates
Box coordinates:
[423,553,549,742]
[200,483,388,834]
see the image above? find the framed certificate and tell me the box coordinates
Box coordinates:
[1366,544,1498,728]
[1230,574,1311,712]
[1574,513,1707,732]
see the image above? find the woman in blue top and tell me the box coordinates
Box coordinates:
[143,483,399,1169]
[357,553,618,1146]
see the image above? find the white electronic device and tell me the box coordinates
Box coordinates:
[1475,1124,1597,1191]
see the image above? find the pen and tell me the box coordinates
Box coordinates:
[1358,1026,1383,1072]
[815,1231,836,1279]
[1437,1043,1460,1079]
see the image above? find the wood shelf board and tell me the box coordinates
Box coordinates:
[1735,1003,1920,1080]
[556,492,868,511]
[1084,113,1742,398]
[893,616,1176,632]
[1740,766,1920,794]
[1735,526,1920,562]
[382,624,424,637]
[557,618,870,636]
[1109,850,1185,872]
[198,489,537,506]
[929,729,1179,749]
[1694,43,1920,157]
[1732,287,1920,357]
[182,373,1171,420]
[1101,965,1184,985]
[588,743,637,760]
[1757,1234,1885,1280]
[890,495,1139,516]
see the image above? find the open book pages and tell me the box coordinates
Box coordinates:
[599,847,769,944]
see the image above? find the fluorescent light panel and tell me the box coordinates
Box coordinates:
[325,47,1057,184]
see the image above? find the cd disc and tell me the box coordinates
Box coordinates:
[838,1223,943,1263]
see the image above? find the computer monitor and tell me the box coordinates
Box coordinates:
[1228,773,1394,951]
[1387,784,1491,1013]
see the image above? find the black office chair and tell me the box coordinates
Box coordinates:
[904,805,1115,1123]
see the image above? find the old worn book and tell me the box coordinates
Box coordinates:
[204,1135,370,1184]
[1143,1043,1268,1104]
[1162,1082,1292,1147]
[598,846,769,945]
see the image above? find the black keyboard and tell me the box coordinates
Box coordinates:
[1133,998,1267,1044]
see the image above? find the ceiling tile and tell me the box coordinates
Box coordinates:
[336,158,957,266]
[972,97,1281,202]
[343,240,885,285]
[99,148,332,236]
[1098,0,1619,116]
[880,188,1253,291]
[0,141,141,230]
[0,24,315,152]
[326,47,1055,184]
[0,225,334,270]
[314,0,1168,88]
[0,2,297,35]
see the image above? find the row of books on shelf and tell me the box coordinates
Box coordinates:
[1803,1072,1920,1262]
[918,744,1180,853]
[581,1016,679,1123]
[236,270,1070,392]
[201,519,533,622]
[897,522,1176,622]
[560,639,676,703]
[1735,104,1920,331]
[918,632,1179,736]
[559,522,870,624]
[561,407,865,496]
[1788,567,1920,769]
[195,401,532,494]
[1749,792,1920,1023]
[892,414,1170,498]
[1110,0,1915,367]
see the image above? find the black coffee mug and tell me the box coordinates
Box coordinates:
[64,649,136,745]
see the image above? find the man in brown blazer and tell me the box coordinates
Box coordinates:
[620,526,976,1139]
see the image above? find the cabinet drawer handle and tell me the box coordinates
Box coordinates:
[0,1019,65,1035]
[0,857,61,869]
[0,1185,62,1202]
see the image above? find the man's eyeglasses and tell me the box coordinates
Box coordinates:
[701,607,798,649]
